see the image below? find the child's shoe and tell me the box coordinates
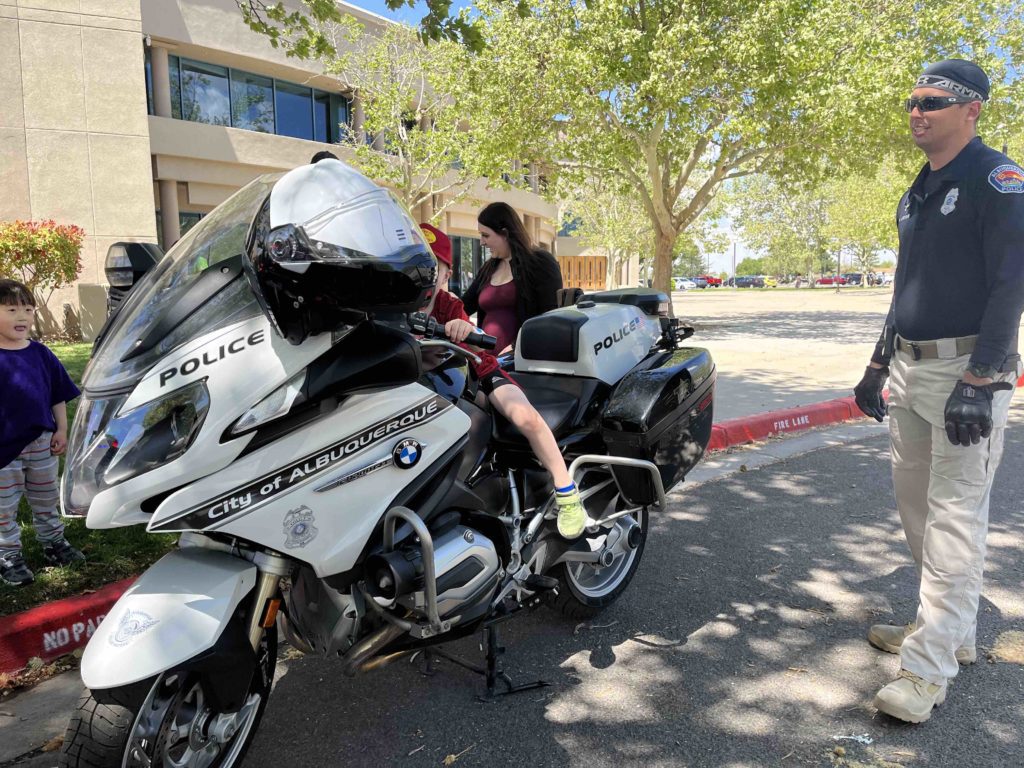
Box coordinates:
[42,539,85,567]
[1,551,35,586]
[555,487,587,539]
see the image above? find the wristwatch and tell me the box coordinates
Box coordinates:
[966,362,997,379]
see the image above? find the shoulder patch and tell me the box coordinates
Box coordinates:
[988,164,1024,194]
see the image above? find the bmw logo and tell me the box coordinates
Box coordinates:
[393,438,422,469]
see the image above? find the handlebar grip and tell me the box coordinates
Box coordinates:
[464,331,497,350]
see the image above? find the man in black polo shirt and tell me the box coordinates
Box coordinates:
[853,59,1024,723]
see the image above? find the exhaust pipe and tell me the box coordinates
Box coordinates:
[341,623,406,677]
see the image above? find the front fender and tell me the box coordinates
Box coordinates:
[81,547,257,689]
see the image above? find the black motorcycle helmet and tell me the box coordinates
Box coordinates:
[244,159,436,344]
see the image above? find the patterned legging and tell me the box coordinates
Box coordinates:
[0,432,65,554]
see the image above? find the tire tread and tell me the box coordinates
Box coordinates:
[58,679,153,768]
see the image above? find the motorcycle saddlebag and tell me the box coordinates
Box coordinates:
[601,347,715,506]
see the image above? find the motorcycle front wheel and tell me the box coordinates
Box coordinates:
[548,505,649,620]
[59,624,276,768]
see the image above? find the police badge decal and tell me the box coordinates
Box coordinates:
[283,505,319,549]
[941,187,959,216]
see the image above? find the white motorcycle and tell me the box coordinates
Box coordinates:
[57,161,715,767]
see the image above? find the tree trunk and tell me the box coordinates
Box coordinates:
[653,230,677,316]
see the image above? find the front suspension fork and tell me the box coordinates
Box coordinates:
[246,551,291,650]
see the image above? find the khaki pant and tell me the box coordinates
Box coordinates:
[887,347,1019,684]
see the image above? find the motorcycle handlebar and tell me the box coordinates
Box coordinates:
[407,312,497,351]
[462,329,497,351]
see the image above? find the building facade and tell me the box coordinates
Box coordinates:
[1,0,558,339]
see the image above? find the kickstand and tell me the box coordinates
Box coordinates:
[479,623,550,702]
[419,624,551,702]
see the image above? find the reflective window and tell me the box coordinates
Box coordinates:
[230,71,275,133]
[169,55,182,119]
[144,48,153,115]
[155,211,206,250]
[153,55,351,141]
[313,91,331,143]
[275,82,313,140]
[449,236,482,297]
[180,60,230,126]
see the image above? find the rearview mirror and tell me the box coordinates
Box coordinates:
[105,242,164,317]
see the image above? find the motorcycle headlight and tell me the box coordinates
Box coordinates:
[61,381,210,517]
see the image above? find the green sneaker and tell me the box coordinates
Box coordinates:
[555,489,586,539]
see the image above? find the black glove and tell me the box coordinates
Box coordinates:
[943,380,1014,446]
[854,366,889,422]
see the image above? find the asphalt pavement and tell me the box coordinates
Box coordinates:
[5,414,1023,768]
[237,417,1024,768]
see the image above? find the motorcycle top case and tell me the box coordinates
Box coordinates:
[585,288,670,319]
[601,347,716,506]
[514,301,661,385]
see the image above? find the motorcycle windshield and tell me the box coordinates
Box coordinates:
[85,176,279,392]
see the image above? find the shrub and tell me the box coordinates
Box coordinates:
[0,219,85,295]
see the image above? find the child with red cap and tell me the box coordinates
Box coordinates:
[420,223,586,539]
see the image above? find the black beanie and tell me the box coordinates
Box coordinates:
[915,59,990,101]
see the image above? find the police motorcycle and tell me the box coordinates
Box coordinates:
[57,160,716,767]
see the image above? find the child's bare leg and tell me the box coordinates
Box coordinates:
[488,384,571,487]
[488,383,587,538]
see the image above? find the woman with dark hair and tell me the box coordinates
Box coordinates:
[460,202,563,356]
[446,206,584,537]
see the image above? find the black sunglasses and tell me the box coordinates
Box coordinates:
[904,95,976,113]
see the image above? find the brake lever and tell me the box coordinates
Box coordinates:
[419,340,481,365]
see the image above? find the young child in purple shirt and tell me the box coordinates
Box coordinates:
[1,279,85,587]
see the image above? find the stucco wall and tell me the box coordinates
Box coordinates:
[0,0,157,339]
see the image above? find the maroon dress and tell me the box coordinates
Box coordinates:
[478,280,519,352]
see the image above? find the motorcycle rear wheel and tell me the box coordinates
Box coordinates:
[59,625,276,768]
[548,506,648,619]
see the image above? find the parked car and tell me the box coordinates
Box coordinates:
[698,274,723,287]
[691,276,709,289]
[762,275,778,288]
[673,277,698,290]
[842,273,864,286]
[814,274,848,286]
[726,275,764,288]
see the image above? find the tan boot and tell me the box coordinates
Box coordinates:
[867,622,977,665]
[874,669,947,723]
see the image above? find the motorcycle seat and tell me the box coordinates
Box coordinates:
[491,378,581,444]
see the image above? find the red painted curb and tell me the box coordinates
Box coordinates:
[708,395,866,452]
[0,392,888,675]
[0,577,135,674]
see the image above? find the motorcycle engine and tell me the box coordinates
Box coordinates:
[366,513,500,625]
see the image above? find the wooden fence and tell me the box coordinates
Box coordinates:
[556,255,608,291]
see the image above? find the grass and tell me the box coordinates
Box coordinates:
[1,342,177,616]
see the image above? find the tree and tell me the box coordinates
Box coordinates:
[0,220,84,301]
[559,176,653,288]
[825,164,907,274]
[730,178,836,277]
[319,21,501,219]
[734,257,765,276]
[236,0,493,52]
[472,0,1023,298]
[242,14,538,222]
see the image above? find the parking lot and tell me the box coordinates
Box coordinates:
[243,416,1024,768]
[671,287,897,420]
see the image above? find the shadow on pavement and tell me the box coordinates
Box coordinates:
[247,431,1024,767]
